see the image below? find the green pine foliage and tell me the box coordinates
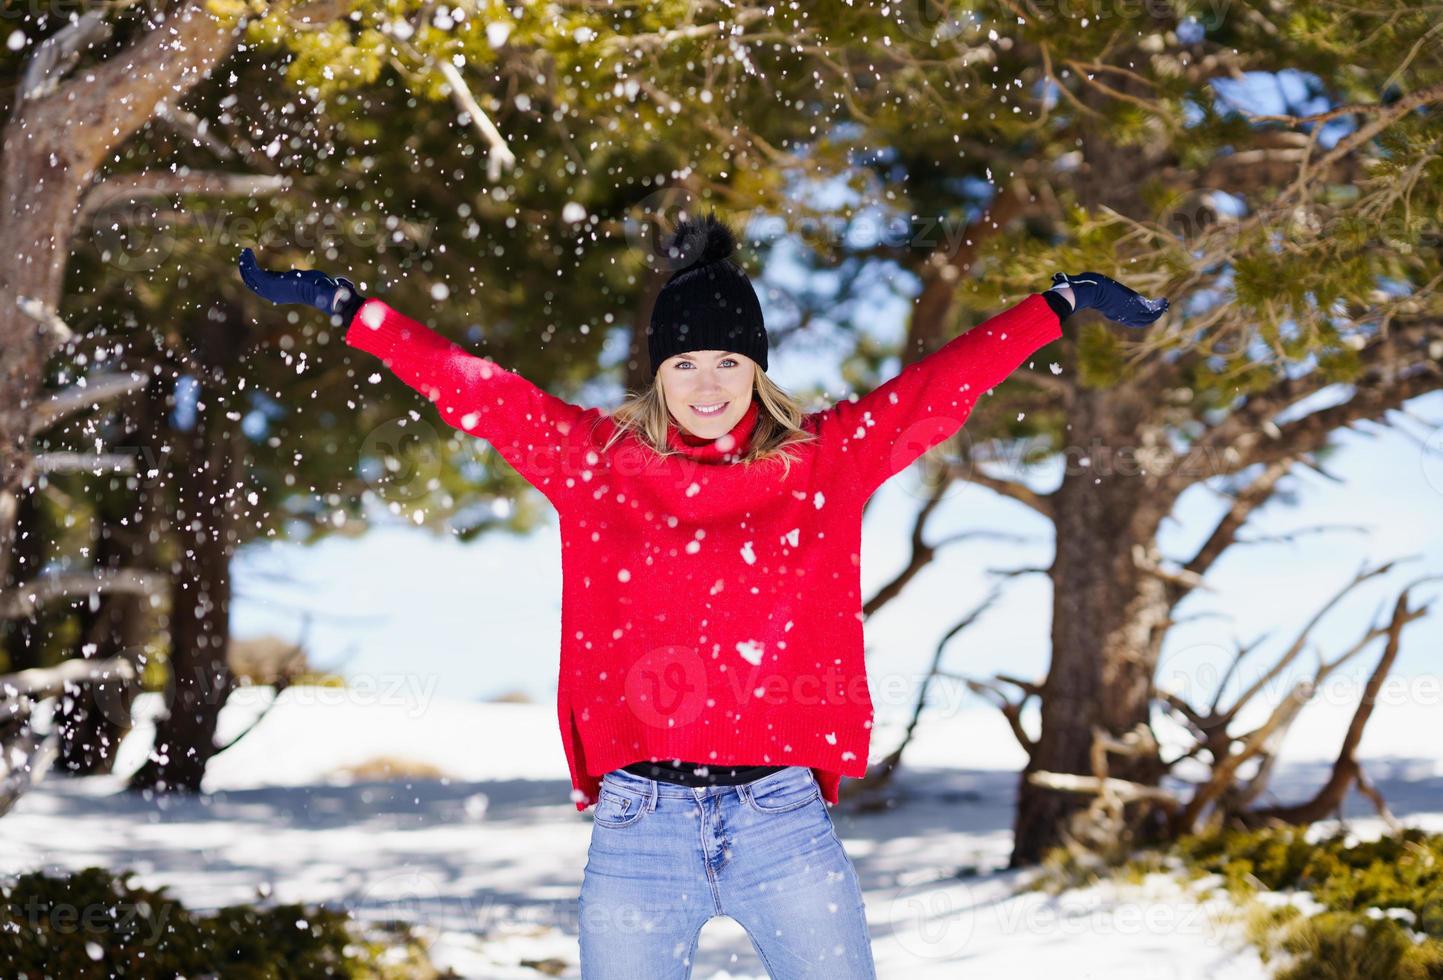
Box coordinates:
[1,866,449,979]
[1023,825,1443,978]
[1176,826,1443,978]
[1250,906,1443,980]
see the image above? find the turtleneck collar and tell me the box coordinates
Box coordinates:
[665,397,761,463]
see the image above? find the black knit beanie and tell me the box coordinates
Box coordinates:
[648,213,768,377]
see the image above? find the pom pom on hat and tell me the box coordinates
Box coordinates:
[647,210,769,376]
[663,212,738,273]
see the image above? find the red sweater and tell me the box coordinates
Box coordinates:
[344,294,1064,810]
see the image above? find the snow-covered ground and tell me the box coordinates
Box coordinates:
[4,686,1441,978]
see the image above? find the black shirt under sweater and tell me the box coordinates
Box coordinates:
[620,759,789,787]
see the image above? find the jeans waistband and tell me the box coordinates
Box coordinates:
[603,764,810,797]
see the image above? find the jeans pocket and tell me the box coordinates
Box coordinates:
[741,767,821,814]
[592,787,646,828]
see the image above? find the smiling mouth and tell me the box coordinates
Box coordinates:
[690,401,729,417]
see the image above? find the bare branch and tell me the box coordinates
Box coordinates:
[1181,460,1291,583]
[430,57,517,182]
[79,170,292,227]
[850,585,1010,799]
[954,463,1056,520]
[1025,771,1183,809]
[862,474,952,618]
[1234,523,1372,548]
[215,618,320,753]
[1222,558,1412,722]
[56,0,241,174]
[29,371,151,436]
[0,569,166,621]
[1169,325,1443,494]
[1210,631,1271,716]
[1241,581,1437,828]
[15,296,73,345]
[1134,542,1214,594]
[0,655,139,708]
[16,9,113,104]
[599,10,769,52]
[1176,568,1437,833]
[1352,764,1402,832]
[960,674,1038,755]
[34,452,137,475]
[153,98,272,172]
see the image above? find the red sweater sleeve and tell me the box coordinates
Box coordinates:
[343,297,589,507]
[814,292,1063,499]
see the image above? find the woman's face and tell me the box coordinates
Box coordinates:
[658,349,757,439]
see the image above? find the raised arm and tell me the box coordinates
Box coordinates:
[238,248,589,507]
[814,292,1067,500]
[343,298,592,507]
[814,270,1170,501]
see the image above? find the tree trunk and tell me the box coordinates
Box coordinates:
[1009,382,1173,866]
[0,1,238,602]
[0,140,88,588]
[1,488,49,673]
[127,308,246,794]
[55,380,158,775]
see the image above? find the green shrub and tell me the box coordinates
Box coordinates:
[1021,823,1443,979]
[0,866,452,979]
[1260,909,1443,980]
[1160,825,1443,979]
[1174,825,1443,940]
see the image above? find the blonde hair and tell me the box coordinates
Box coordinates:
[597,367,817,478]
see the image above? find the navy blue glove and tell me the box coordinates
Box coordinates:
[1048,271,1169,328]
[238,247,364,321]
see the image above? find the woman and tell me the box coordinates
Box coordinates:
[238,215,1166,978]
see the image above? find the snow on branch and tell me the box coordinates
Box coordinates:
[29,371,151,437]
[17,9,114,103]
[78,171,293,228]
[34,452,138,475]
[0,569,166,622]
[434,58,518,183]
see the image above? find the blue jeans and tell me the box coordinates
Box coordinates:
[578,765,878,979]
